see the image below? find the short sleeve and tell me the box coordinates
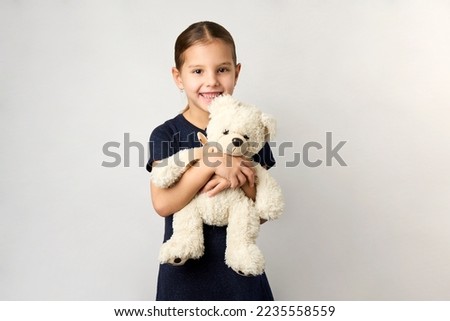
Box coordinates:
[146,125,174,172]
[252,142,276,169]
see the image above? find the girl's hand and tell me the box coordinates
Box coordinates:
[206,153,255,189]
[200,174,231,197]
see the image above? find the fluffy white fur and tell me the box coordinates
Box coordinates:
[151,95,284,276]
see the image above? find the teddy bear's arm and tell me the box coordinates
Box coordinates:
[254,165,284,221]
[150,152,218,216]
[151,147,203,188]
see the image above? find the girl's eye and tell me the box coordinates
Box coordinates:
[223,129,229,135]
[243,135,250,140]
[218,67,229,73]
[193,69,202,74]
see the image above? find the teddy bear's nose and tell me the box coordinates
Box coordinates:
[232,138,244,147]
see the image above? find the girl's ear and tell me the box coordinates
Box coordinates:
[234,63,241,84]
[172,67,183,90]
[261,113,277,141]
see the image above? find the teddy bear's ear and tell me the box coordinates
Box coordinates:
[208,101,220,116]
[197,132,208,146]
[208,94,235,116]
[261,113,277,141]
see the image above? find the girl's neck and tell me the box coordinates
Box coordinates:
[182,106,209,130]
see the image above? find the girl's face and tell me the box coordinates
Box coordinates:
[172,39,241,113]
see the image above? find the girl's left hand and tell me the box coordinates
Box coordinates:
[200,174,231,197]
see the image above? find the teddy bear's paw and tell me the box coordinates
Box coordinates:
[159,238,204,266]
[226,244,265,276]
[237,270,259,277]
[169,257,188,266]
[234,263,265,277]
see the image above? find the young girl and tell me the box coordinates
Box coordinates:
[147,21,276,301]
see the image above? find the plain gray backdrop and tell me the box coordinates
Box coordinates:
[1,0,449,300]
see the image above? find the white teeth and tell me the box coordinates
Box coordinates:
[201,93,221,99]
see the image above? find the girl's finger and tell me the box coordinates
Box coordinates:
[228,175,239,189]
[207,179,231,197]
[201,180,217,193]
[241,166,255,187]
[236,172,247,187]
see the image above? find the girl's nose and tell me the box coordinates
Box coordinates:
[206,72,219,86]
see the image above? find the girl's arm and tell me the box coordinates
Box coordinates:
[151,158,214,217]
[151,153,255,217]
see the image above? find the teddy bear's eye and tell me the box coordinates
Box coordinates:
[223,129,229,135]
[243,135,250,140]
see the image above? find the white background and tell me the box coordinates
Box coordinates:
[1,0,449,300]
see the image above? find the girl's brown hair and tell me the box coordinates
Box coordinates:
[174,21,237,69]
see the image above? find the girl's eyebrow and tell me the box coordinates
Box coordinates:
[187,62,233,68]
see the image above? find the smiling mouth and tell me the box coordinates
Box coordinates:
[200,92,223,100]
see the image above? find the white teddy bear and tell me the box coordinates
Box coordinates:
[151,95,284,276]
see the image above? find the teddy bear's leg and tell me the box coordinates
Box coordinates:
[225,202,265,276]
[159,200,204,266]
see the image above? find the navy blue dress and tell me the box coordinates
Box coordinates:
[147,113,276,301]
